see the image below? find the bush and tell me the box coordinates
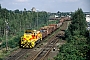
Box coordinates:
[8,35,21,48]
[1,35,21,48]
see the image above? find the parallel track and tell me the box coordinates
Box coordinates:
[31,21,69,60]
[6,49,31,60]
[32,35,59,60]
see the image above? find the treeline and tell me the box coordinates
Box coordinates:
[0,5,49,48]
[55,8,90,60]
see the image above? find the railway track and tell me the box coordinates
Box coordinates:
[31,35,59,60]
[31,29,63,60]
[6,49,31,60]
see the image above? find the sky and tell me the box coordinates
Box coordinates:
[0,0,90,12]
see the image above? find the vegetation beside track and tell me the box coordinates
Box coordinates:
[54,8,90,60]
[0,47,19,60]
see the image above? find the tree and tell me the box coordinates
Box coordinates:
[69,8,87,36]
[0,4,1,9]
[14,9,19,13]
[55,8,90,60]
[0,4,49,50]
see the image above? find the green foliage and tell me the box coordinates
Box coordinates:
[0,5,49,49]
[68,8,87,36]
[48,20,58,25]
[1,35,20,48]
[55,8,90,60]
[0,58,3,60]
[0,7,49,37]
[55,35,88,60]
[55,43,85,60]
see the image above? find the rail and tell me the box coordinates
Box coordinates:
[32,37,59,60]
[6,49,31,60]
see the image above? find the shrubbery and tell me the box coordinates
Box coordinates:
[55,8,90,60]
[1,35,21,48]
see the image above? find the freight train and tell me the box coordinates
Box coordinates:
[20,17,70,48]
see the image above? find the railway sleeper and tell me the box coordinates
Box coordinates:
[49,40,57,44]
[46,45,53,48]
[38,51,48,57]
[43,48,49,51]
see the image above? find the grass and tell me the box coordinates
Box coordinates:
[23,53,30,59]
[0,46,19,59]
